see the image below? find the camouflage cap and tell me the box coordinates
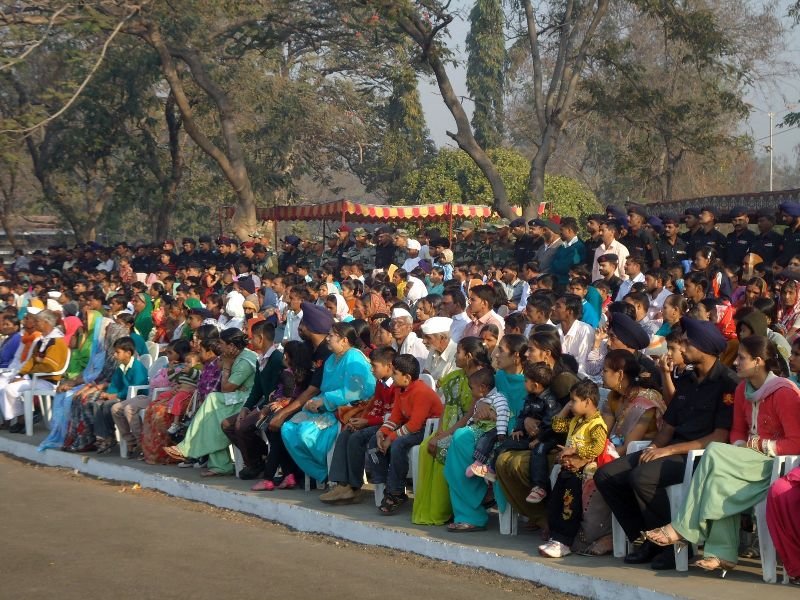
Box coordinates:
[352,227,368,237]
[496,217,511,228]
[394,228,409,237]
[457,221,475,231]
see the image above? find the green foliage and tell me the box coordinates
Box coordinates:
[466,0,505,149]
[402,147,601,222]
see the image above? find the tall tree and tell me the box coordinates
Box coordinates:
[466,0,505,150]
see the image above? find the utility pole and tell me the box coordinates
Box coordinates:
[768,111,774,192]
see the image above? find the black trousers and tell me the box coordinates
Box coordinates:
[328,425,379,489]
[594,449,687,542]
[547,469,583,545]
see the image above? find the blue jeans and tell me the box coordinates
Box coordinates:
[367,429,424,495]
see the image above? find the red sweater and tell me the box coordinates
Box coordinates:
[379,379,443,441]
[363,379,395,427]
[731,379,800,456]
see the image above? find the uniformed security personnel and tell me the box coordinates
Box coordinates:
[278,235,301,272]
[492,219,516,267]
[656,214,688,268]
[392,228,409,267]
[196,234,215,267]
[583,214,605,270]
[342,227,376,272]
[749,208,782,265]
[453,222,480,265]
[724,206,755,267]
[681,207,703,253]
[686,206,726,259]
[475,227,493,266]
[374,226,397,270]
[622,206,659,268]
[511,217,538,269]
[779,201,800,263]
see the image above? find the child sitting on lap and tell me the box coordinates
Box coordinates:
[464,368,510,480]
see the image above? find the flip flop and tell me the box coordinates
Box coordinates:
[251,479,275,491]
[446,522,487,533]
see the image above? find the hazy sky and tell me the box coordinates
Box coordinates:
[418,1,800,171]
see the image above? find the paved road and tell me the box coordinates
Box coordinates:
[0,455,569,600]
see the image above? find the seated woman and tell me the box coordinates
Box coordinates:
[141,327,221,464]
[281,322,376,484]
[572,349,666,556]
[644,335,800,574]
[443,334,529,532]
[767,464,800,586]
[412,337,491,526]
[495,330,578,531]
[249,340,313,491]
[164,328,258,476]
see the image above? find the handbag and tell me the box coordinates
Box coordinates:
[336,400,369,425]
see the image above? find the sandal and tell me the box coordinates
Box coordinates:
[525,487,547,504]
[251,479,276,491]
[446,522,487,533]
[378,493,408,515]
[163,446,186,462]
[199,469,225,477]
[692,556,736,578]
[643,525,685,547]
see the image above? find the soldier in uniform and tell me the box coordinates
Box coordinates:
[511,217,538,269]
[196,234,215,267]
[392,228,409,268]
[252,243,278,277]
[176,238,199,269]
[656,214,688,268]
[779,201,800,263]
[278,235,302,272]
[687,206,726,259]
[374,226,397,270]
[475,227,493,266]
[492,219,516,267]
[320,234,341,270]
[304,237,326,273]
[724,206,755,267]
[622,206,659,268]
[453,221,480,266]
[750,208,781,265]
[342,227,376,272]
[583,214,604,270]
[681,207,703,255]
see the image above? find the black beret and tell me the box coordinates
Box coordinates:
[700,206,717,217]
[684,207,701,217]
[609,313,650,351]
[628,205,647,218]
[679,316,727,355]
[606,205,627,219]
[510,217,527,228]
[728,207,748,219]
[597,253,619,264]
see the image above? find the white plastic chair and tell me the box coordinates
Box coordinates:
[118,355,170,457]
[755,454,800,583]
[419,373,436,391]
[139,354,153,371]
[376,417,440,507]
[145,341,160,361]
[23,349,71,436]
[611,440,651,557]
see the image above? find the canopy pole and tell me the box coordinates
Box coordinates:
[448,200,454,247]
[342,204,346,226]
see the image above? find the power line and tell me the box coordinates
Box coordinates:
[752,124,800,144]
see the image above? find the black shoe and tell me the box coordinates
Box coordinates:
[238,465,264,480]
[624,540,661,564]
[8,422,25,434]
[651,547,677,570]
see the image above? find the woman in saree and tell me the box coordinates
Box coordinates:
[37,310,108,451]
[644,336,800,575]
[443,334,529,532]
[281,322,376,483]
[572,349,666,555]
[164,328,258,476]
[140,327,221,464]
[63,319,128,452]
[412,336,492,526]
[132,292,154,341]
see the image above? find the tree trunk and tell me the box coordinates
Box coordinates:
[524,124,561,219]
[152,93,184,241]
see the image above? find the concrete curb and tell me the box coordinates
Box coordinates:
[1,436,679,600]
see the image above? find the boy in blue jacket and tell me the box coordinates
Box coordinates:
[94,337,149,454]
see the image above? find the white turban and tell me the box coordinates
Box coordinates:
[421,316,453,335]
[391,307,413,321]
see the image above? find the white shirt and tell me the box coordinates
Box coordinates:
[450,312,469,343]
[423,339,458,381]
[401,256,422,273]
[592,240,629,281]
[559,319,595,372]
[283,309,303,343]
[647,288,672,320]
[392,331,429,370]
[615,272,645,301]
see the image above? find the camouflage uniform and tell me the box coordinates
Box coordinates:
[342,228,377,271]
[474,228,493,266]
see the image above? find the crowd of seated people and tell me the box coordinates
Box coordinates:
[3,203,800,584]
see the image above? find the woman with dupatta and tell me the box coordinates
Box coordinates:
[281,322,376,483]
[36,310,110,451]
[164,328,258,476]
[132,292,154,341]
[412,336,492,525]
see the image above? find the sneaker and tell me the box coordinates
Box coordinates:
[167,422,180,435]
[538,539,571,558]
[320,484,348,503]
[177,459,197,468]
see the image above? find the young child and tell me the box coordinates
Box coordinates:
[370,353,443,514]
[508,362,565,503]
[321,346,398,504]
[538,380,608,558]
[114,312,149,356]
[94,337,149,454]
[464,368,510,480]
[118,256,135,285]
[166,351,203,435]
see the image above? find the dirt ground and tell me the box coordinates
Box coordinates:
[0,454,576,600]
